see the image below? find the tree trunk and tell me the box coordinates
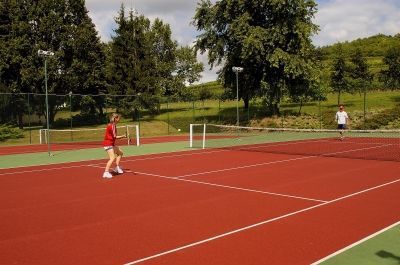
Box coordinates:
[298,99,303,115]
[17,112,24,129]
[337,90,341,105]
[244,96,249,109]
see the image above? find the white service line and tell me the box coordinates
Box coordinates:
[86,166,327,203]
[176,155,314,178]
[123,178,400,265]
[311,220,400,264]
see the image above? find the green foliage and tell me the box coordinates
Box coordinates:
[362,105,400,129]
[105,6,202,113]
[173,46,204,87]
[318,34,400,58]
[0,0,107,126]
[318,34,400,90]
[187,81,224,100]
[330,44,351,104]
[0,125,24,141]
[193,0,319,114]
[380,45,400,89]
[53,113,106,128]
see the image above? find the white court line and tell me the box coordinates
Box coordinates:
[86,165,326,203]
[311,220,400,264]
[123,178,400,265]
[0,149,228,176]
[176,156,314,178]
[176,144,393,179]
[0,165,89,176]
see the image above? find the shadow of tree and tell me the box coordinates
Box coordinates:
[376,250,400,263]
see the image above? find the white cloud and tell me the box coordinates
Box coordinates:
[313,0,400,46]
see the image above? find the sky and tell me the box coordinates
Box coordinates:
[85,0,400,83]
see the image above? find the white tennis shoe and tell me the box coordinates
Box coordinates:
[114,166,124,174]
[102,172,113,179]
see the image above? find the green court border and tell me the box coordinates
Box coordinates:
[0,141,191,169]
[318,222,400,265]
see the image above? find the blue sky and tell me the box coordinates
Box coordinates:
[86,0,400,82]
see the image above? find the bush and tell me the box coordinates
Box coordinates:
[363,105,400,129]
[52,113,106,128]
[0,125,24,142]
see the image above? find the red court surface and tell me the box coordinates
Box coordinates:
[0,148,399,264]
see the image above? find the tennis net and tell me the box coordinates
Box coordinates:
[189,124,400,162]
[39,125,140,146]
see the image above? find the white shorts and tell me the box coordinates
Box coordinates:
[104,146,114,151]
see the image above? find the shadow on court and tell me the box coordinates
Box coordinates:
[376,250,400,263]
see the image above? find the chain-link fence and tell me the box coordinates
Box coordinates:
[1,91,399,145]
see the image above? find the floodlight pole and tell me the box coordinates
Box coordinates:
[38,49,54,156]
[69,91,73,140]
[232,67,243,126]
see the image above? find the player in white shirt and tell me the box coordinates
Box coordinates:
[335,104,349,140]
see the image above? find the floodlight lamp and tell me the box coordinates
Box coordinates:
[232,66,243,73]
[38,50,54,56]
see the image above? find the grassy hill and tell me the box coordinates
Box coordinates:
[317,34,400,86]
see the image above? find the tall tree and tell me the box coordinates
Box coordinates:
[193,0,319,115]
[107,6,200,114]
[0,0,35,127]
[349,47,372,125]
[381,45,400,89]
[106,6,151,114]
[349,48,373,92]
[330,44,349,105]
[0,0,106,126]
[170,46,204,100]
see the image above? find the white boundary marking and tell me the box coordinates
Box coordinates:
[123,178,400,264]
[176,156,314,178]
[0,149,229,176]
[311,220,400,264]
[86,165,327,203]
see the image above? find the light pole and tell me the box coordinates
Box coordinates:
[69,91,73,140]
[38,49,54,156]
[232,66,243,126]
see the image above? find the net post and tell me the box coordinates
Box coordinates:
[136,125,140,146]
[202,124,206,149]
[189,124,193,148]
[39,129,43,144]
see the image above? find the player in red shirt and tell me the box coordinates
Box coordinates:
[102,113,126,178]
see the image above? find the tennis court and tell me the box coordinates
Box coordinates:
[0,126,399,264]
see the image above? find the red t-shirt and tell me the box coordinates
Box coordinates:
[103,123,117,146]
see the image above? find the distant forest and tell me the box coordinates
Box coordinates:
[198,34,400,94]
[317,34,400,86]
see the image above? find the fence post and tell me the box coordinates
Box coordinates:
[319,97,322,129]
[27,93,32,144]
[167,99,170,135]
[192,101,195,122]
